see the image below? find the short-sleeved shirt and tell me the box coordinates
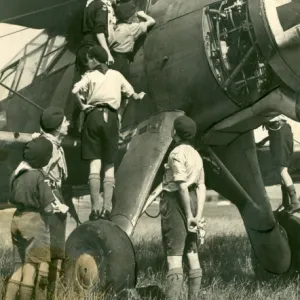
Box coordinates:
[73,69,134,110]
[10,170,55,212]
[82,0,116,45]
[110,22,148,53]
[163,144,205,192]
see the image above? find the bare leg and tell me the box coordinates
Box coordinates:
[186,252,202,300]
[89,159,102,220]
[165,256,183,300]
[280,167,300,213]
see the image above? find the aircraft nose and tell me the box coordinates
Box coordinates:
[249,0,300,92]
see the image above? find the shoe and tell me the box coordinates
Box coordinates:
[100,208,111,221]
[89,210,101,221]
[286,203,300,214]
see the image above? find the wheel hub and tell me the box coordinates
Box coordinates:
[75,253,99,289]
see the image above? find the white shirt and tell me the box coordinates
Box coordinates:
[163,144,205,192]
[73,69,134,110]
[110,22,148,53]
[269,114,288,122]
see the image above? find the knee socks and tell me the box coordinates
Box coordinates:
[35,263,49,300]
[188,268,202,300]
[5,279,20,300]
[89,173,101,211]
[103,177,115,212]
[165,268,183,300]
[19,283,34,300]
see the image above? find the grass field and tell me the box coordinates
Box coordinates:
[1,193,300,299]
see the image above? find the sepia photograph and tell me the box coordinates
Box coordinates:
[1,0,300,299]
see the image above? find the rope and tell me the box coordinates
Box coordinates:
[0,82,44,111]
[145,210,161,219]
[1,0,80,23]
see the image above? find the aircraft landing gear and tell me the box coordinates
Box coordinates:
[251,211,300,281]
[63,219,136,297]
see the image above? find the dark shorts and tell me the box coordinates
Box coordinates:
[81,108,119,163]
[160,188,198,256]
[11,211,51,264]
[111,51,131,80]
[269,123,294,168]
[47,188,67,259]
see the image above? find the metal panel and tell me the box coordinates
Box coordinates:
[112,110,184,236]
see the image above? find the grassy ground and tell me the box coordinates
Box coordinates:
[1,197,300,299]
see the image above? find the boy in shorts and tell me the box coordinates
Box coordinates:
[161,116,206,300]
[5,137,67,300]
[257,115,300,214]
[72,45,145,221]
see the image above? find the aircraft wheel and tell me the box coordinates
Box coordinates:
[251,216,293,281]
[63,220,136,296]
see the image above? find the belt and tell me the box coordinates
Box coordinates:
[78,104,117,132]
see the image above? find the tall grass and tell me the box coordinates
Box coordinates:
[1,203,300,299]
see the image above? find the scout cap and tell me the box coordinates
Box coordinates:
[40,107,65,133]
[115,2,136,22]
[88,46,109,63]
[23,136,53,169]
[174,116,197,141]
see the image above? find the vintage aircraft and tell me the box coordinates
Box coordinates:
[1,0,300,295]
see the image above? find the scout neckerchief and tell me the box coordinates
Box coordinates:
[42,132,68,181]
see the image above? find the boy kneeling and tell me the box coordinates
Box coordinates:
[161,116,206,300]
[5,137,67,300]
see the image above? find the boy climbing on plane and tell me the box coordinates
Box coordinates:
[72,45,145,221]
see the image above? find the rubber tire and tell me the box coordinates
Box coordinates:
[63,219,136,296]
[250,221,292,281]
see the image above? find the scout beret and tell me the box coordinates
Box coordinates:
[23,136,53,169]
[174,116,197,141]
[115,2,136,22]
[88,46,108,63]
[40,107,65,133]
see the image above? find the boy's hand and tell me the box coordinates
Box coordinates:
[107,53,115,65]
[82,104,94,112]
[137,11,146,18]
[132,92,146,100]
[187,216,198,233]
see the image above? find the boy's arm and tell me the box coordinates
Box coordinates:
[72,76,93,111]
[256,136,270,148]
[94,3,114,64]
[38,175,68,214]
[171,152,197,232]
[97,34,114,64]
[119,73,146,100]
[37,177,55,214]
[196,183,206,221]
[177,182,197,232]
[136,11,156,29]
